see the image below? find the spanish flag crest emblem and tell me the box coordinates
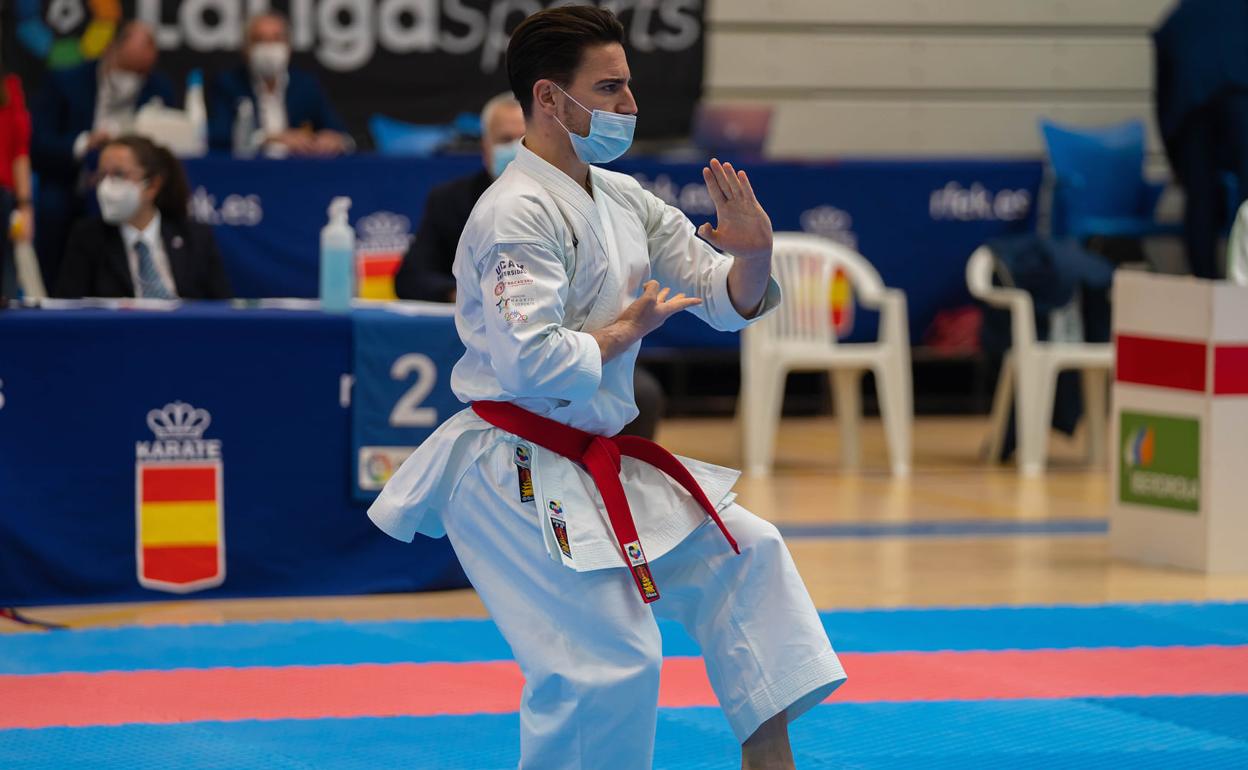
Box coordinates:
[135,402,225,593]
[355,211,411,300]
[829,266,855,338]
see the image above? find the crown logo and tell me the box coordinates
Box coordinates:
[147,401,211,440]
[358,211,411,237]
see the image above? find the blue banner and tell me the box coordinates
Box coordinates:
[184,155,480,299]
[185,155,1043,344]
[350,308,467,501]
[0,305,468,606]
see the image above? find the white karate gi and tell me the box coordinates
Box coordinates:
[369,141,845,768]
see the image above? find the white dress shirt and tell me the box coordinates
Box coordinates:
[73,68,142,160]
[121,212,178,298]
[369,141,781,571]
[253,72,289,137]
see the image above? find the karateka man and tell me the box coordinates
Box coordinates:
[369,7,845,769]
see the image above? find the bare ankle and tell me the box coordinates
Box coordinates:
[741,711,794,770]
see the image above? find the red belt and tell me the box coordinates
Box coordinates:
[471,401,739,603]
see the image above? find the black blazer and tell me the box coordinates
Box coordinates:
[54,216,232,300]
[394,169,493,302]
[207,65,348,152]
[30,60,178,185]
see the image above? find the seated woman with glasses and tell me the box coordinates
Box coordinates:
[54,135,231,299]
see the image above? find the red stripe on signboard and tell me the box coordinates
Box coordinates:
[1116,335,1206,392]
[1214,345,1248,395]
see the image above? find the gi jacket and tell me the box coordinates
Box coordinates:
[369,142,781,570]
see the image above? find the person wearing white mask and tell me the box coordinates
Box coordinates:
[55,135,230,300]
[30,21,176,294]
[208,12,351,157]
[368,8,843,770]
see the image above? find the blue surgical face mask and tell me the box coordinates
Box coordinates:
[553,84,636,164]
[490,139,521,178]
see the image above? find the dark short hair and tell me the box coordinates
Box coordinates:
[506,5,625,117]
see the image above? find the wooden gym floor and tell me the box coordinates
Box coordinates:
[8,414,1247,632]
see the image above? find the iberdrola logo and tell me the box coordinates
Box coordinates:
[1123,425,1155,469]
[16,0,122,70]
[1118,411,1199,514]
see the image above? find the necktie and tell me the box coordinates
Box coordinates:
[135,239,171,299]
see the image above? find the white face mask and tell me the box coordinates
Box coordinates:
[249,43,290,79]
[97,177,144,225]
[107,68,143,101]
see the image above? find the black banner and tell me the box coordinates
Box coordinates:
[3,1,705,145]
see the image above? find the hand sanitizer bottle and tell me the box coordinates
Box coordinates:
[320,197,354,313]
[185,69,207,155]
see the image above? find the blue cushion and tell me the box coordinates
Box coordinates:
[368,114,454,157]
[1040,119,1147,228]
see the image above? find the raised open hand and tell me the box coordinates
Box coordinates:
[697,158,773,262]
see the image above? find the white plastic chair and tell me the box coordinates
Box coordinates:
[738,233,913,476]
[965,246,1112,476]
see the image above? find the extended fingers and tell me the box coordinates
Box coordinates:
[702,165,728,204]
[721,161,745,198]
[736,168,758,204]
[708,158,735,200]
[663,296,703,315]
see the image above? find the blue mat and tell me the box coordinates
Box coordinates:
[2,698,1245,769]
[4,601,1247,674]
[4,602,1248,769]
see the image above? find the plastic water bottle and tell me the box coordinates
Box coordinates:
[232,98,257,158]
[320,197,354,313]
[8,212,46,299]
[185,69,207,155]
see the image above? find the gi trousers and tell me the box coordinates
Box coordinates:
[443,441,846,770]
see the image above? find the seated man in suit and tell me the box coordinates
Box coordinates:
[209,12,351,156]
[31,20,175,291]
[395,92,525,303]
[394,93,664,438]
[55,135,231,300]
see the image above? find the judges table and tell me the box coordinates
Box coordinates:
[0,303,470,606]
[184,154,1044,345]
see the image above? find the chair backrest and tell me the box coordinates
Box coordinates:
[965,246,1000,303]
[753,233,886,347]
[966,245,1045,347]
[1039,118,1147,236]
[369,114,454,157]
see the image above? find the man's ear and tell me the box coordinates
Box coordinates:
[532,79,558,117]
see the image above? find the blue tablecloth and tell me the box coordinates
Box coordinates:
[184,155,1044,345]
[0,304,469,606]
